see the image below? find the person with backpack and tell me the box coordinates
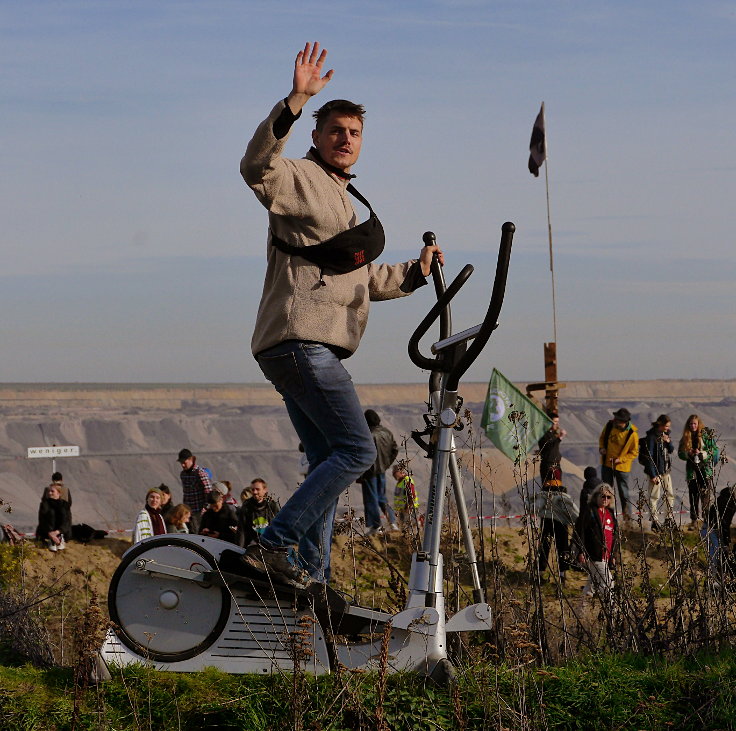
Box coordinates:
[177,448,213,534]
[598,408,639,523]
[533,478,579,585]
[359,410,400,534]
[678,414,720,530]
[639,415,675,532]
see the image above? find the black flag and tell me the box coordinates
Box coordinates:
[528,103,546,177]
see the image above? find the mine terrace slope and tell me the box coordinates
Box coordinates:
[1,381,734,534]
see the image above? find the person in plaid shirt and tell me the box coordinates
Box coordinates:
[177,448,212,534]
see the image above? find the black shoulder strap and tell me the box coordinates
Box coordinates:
[346,183,375,215]
[603,420,613,449]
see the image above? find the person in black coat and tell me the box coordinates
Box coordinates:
[237,478,280,548]
[199,491,238,543]
[36,484,72,551]
[579,466,603,510]
[575,484,619,600]
[537,412,566,484]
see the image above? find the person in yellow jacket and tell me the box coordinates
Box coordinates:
[598,407,639,521]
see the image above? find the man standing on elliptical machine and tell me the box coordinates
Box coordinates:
[239,41,443,588]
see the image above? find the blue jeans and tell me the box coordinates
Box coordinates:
[601,465,631,515]
[361,474,382,529]
[375,472,397,524]
[256,341,376,582]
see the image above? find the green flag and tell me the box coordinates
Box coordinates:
[481,368,553,463]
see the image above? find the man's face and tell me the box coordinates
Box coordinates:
[312,113,363,171]
[179,457,194,470]
[251,483,267,503]
[614,419,627,429]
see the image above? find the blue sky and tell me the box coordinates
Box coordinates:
[3,1,735,383]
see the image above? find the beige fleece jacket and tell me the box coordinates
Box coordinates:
[241,100,417,357]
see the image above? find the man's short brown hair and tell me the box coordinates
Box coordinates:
[313,99,365,131]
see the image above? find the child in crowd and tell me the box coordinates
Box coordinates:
[392,464,419,529]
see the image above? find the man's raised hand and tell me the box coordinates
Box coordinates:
[287,42,334,114]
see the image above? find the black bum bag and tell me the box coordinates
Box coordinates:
[270,184,385,276]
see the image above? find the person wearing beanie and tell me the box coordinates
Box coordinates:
[133,488,167,544]
[598,408,639,522]
[580,466,603,510]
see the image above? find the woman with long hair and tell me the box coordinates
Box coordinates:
[678,414,720,530]
[575,483,618,601]
[167,503,192,534]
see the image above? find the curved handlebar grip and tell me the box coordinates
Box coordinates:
[424,232,452,341]
[408,264,474,371]
[445,222,515,392]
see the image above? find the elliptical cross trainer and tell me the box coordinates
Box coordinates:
[98,222,515,680]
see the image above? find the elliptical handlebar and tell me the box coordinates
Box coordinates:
[407,263,474,372]
[407,222,515,390]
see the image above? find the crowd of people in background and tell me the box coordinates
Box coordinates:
[26,404,729,602]
[531,407,730,598]
[122,441,423,564]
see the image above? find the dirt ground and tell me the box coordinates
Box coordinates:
[13,518,683,645]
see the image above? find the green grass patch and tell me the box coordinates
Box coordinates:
[1,652,736,730]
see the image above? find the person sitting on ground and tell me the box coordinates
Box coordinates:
[167,504,192,534]
[200,491,238,543]
[133,488,167,544]
[238,478,281,548]
[580,466,603,510]
[575,483,618,601]
[43,471,72,505]
[392,464,419,529]
[36,483,72,552]
[533,478,579,585]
